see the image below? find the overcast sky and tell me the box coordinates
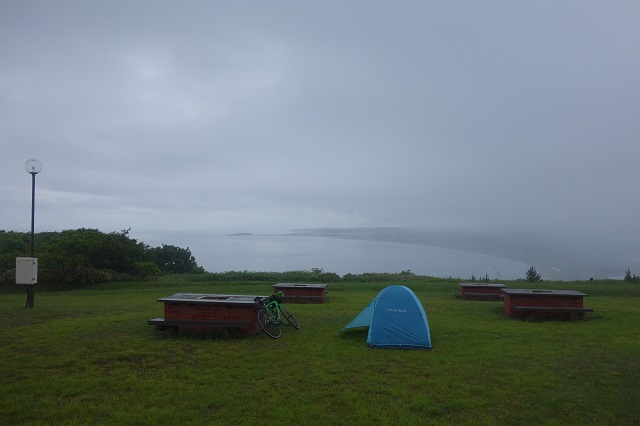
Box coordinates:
[2,1,639,249]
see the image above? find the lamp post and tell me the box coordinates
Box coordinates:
[24,158,42,308]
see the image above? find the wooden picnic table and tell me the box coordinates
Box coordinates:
[148,293,265,336]
[502,288,593,320]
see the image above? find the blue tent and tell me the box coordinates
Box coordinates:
[339,285,432,349]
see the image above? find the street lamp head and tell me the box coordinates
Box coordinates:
[25,158,42,175]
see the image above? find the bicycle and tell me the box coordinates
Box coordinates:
[254,291,300,339]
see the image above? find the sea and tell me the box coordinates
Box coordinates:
[140,232,530,280]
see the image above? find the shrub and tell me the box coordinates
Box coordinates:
[525,266,542,282]
[624,269,640,283]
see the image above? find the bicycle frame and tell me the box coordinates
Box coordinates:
[255,291,299,339]
[262,292,284,324]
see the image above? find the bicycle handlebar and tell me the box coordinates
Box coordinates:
[255,292,284,305]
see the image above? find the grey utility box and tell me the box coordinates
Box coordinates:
[16,257,38,285]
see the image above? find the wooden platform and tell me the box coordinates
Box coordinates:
[149,293,264,336]
[503,288,593,320]
[273,283,328,303]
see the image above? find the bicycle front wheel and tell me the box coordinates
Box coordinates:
[257,309,282,339]
[279,305,300,330]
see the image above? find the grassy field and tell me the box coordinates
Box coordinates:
[1,279,638,425]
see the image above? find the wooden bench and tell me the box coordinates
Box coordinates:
[148,318,252,335]
[512,306,593,320]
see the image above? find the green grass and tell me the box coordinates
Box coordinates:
[1,280,638,425]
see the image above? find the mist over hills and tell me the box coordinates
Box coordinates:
[283,227,637,280]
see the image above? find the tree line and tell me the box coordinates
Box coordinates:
[0,228,203,287]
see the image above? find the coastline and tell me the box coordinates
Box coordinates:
[281,227,631,280]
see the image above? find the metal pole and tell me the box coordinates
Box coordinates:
[26,172,36,308]
[30,172,36,257]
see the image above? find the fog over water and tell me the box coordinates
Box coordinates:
[139,228,637,280]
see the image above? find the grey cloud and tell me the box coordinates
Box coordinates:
[1,1,639,269]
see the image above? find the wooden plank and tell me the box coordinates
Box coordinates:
[462,292,503,297]
[148,318,252,328]
[511,306,593,312]
[281,295,323,303]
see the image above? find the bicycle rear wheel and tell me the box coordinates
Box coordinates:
[257,309,282,339]
[279,305,300,330]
